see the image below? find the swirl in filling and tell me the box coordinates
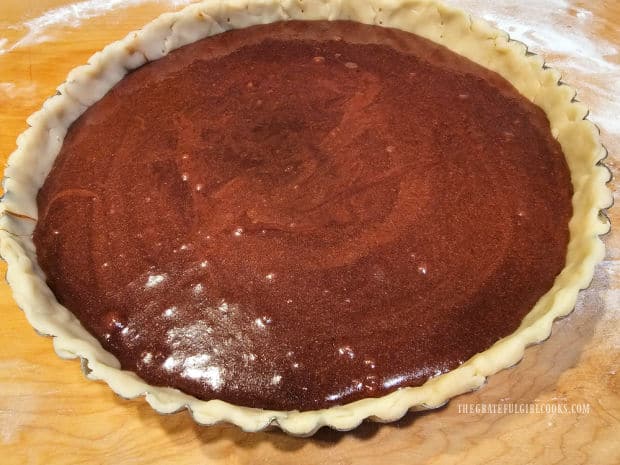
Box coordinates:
[34,21,572,410]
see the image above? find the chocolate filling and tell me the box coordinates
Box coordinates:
[33,20,572,411]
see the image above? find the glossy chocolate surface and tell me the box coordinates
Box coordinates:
[33,21,573,411]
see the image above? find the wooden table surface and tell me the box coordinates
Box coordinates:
[0,1,618,464]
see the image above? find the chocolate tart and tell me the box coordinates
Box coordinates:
[0,0,611,435]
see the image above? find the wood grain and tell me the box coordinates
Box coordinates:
[0,1,618,464]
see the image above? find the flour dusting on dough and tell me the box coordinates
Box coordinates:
[3,0,194,51]
[448,0,620,136]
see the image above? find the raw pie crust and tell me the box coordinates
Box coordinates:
[0,0,611,435]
